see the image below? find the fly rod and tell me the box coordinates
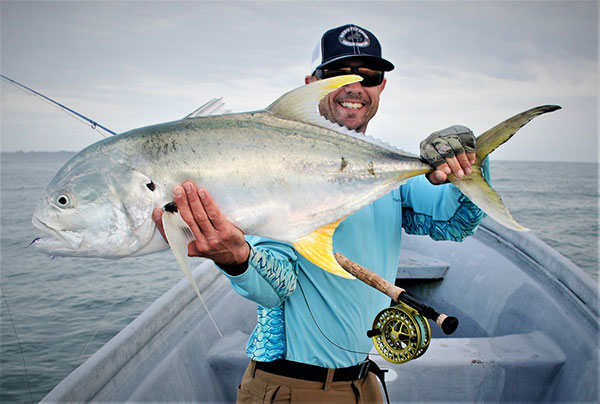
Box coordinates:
[334,252,458,335]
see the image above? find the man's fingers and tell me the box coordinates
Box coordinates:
[197,188,229,231]
[428,169,448,185]
[445,156,464,177]
[444,137,465,157]
[175,182,218,246]
[457,131,476,154]
[420,125,477,175]
[421,143,446,168]
[438,152,473,178]
[435,162,451,175]
[181,182,215,236]
[172,185,204,238]
[455,153,472,175]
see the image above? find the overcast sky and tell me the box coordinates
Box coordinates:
[1,0,597,162]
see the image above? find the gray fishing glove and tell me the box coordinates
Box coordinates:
[420,125,476,168]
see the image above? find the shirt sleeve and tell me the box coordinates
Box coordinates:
[217,236,298,308]
[401,158,491,241]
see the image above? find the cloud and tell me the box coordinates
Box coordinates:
[1,1,597,162]
[370,58,597,161]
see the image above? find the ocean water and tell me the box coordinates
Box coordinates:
[0,152,598,404]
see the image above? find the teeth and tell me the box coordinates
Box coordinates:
[340,102,363,110]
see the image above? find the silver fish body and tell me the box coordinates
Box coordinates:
[32,75,560,279]
[32,109,429,258]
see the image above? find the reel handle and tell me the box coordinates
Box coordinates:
[334,252,458,335]
[366,328,383,338]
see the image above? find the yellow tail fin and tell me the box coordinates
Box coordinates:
[292,218,355,279]
[452,105,561,231]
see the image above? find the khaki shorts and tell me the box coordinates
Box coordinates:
[236,360,383,404]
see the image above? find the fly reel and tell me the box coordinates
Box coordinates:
[334,252,457,364]
[368,302,431,364]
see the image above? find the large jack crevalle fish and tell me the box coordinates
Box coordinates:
[32,75,560,286]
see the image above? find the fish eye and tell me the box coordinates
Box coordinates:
[56,194,71,208]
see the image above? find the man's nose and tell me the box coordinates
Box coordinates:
[343,81,363,93]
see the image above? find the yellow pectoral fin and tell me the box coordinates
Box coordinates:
[292,218,355,279]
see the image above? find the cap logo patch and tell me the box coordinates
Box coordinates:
[338,27,370,47]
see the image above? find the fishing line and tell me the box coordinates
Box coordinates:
[76,293,120,364]
[4,74,120,376]
[296,278,374,358]
[0,283,35,404]
[1,74,117,137]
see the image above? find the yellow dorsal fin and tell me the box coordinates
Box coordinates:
[292,218,354,279]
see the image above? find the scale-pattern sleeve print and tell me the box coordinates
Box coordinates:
[244,244,298,362]
[401,158,491,241]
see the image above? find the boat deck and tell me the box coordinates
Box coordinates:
[41,219,599,403]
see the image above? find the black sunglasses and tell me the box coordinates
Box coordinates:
[314,66,385,87]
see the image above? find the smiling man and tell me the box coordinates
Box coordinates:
[154,24,484,404]
[305,24,393,134]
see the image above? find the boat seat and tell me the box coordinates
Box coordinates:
[208,331,566,403]
[396,250,450,280]
[373,331,566,402]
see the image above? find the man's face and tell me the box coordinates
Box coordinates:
[306,60,386,133]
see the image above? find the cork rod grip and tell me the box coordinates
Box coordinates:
[334,252,405,300]
[334,252,459,335]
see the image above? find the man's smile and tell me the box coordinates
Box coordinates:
[339,101,365,110]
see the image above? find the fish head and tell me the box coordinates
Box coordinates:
[32,155,157,257]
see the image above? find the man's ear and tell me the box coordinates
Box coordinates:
[305,75,318,85]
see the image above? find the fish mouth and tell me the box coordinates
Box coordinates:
[31,216,83,250]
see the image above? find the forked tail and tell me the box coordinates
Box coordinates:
[293,104,562,278]
[273,76,561,276]
[450,105,561,230]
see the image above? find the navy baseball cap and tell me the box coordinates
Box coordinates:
[311,24,395,74]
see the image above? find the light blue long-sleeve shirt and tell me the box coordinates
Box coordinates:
[220,164,488,368]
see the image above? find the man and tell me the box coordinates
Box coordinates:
[154,24,483,403]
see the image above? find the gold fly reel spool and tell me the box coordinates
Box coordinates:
[370,304,431,364]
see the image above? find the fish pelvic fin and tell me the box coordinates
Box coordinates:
[451,105,561,231]
[162,207,224,338]
[266,75,362,126]
[292,217,355,279]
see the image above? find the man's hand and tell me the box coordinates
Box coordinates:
[420,125,476,185]
[152,181,250,274]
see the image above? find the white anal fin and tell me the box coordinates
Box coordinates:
[162,208,224,338]
[292,217,355,279]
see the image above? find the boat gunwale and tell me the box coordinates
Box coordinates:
[477,218,598,319]
[40,259,221,403]
[40,220,599,403]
